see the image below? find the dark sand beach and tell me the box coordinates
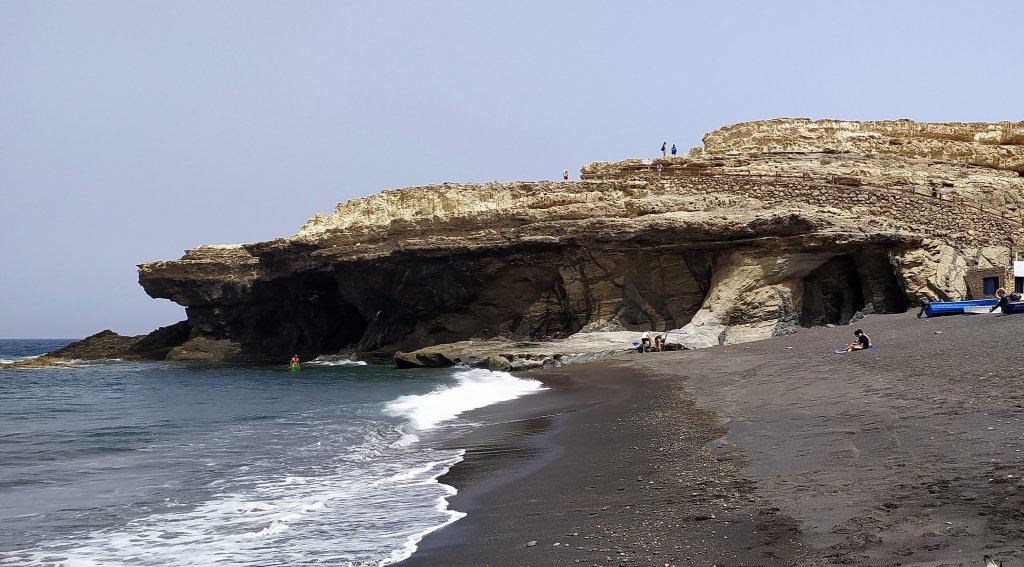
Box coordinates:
[399,311,1024,567]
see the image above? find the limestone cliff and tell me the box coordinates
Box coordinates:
[135,118,1024,362]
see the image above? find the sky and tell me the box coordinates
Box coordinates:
[2,1,1023,338]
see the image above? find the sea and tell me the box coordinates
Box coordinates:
[0,339,546,566]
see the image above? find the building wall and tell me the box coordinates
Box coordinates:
[965,267,1012,299]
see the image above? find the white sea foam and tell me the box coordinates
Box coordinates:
[378,456,466,566]
[9,445,466,567]
[304,355,367,367]
[384,368,546,430]
[0,354,42,365]
[3,367,543,567]
[381,460,450,483]
[390,431,420,448]
[382,497,465,567]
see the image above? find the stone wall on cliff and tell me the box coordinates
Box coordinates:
[136,118,1024,362]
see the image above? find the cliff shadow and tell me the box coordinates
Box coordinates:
[331,248,715,353]
[186,272,366,361]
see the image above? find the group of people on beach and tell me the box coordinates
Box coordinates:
[637,331,667,353]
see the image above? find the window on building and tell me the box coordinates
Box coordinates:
[1016,277,1024,294]
[983,276,999,296]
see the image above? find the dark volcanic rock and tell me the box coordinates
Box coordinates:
[5,321,191,368]
[50,322,190,361]
[133,119,1024,362]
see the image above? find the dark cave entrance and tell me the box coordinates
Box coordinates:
[244,273,368,360]
[799,253,909,327]
[800,256,864,326]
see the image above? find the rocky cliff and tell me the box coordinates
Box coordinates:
[135,118,1024,363]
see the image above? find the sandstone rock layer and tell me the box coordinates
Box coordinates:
[136,118,1024,362]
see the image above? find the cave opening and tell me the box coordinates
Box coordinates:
[800,255,865,326]
[242,273,368,360]
[799,253,909,327]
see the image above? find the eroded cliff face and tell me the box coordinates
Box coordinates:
[137,118,1024,362]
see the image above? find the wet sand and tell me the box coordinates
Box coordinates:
[399,311,1024,567]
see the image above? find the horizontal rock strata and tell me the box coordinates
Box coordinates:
[127,118,1024,364]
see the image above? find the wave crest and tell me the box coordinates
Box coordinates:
[384,368,545,430]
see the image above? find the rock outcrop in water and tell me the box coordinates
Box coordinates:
[5,323,191,368]
[129,118,1024,364]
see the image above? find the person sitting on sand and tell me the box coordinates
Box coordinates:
[843,329,871,352]
[653,335,664,352]
[639,331,652,353]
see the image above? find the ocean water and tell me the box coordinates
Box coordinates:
[0,339,546,566]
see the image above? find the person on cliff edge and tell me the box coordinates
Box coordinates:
[563,170,569,181]
[671,144,677,156]
[661,142,667,157]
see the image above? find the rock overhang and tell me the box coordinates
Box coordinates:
[133,117,1024,363]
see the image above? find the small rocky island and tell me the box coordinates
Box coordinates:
[28,118,1024,367]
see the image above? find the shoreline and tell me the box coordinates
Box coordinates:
[398,311,1024,566]
[398,360,804,566]
[399,363,638,565]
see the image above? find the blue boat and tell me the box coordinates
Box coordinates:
[922,298,999,317]
[1000,301,1024,315]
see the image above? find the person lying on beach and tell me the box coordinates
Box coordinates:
[842,329,871,352]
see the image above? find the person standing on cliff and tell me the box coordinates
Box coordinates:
[661,142,667,157]
[563,170,569,181]
[671,144,677,156]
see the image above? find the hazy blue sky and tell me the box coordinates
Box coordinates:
[2,1,1022,338]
